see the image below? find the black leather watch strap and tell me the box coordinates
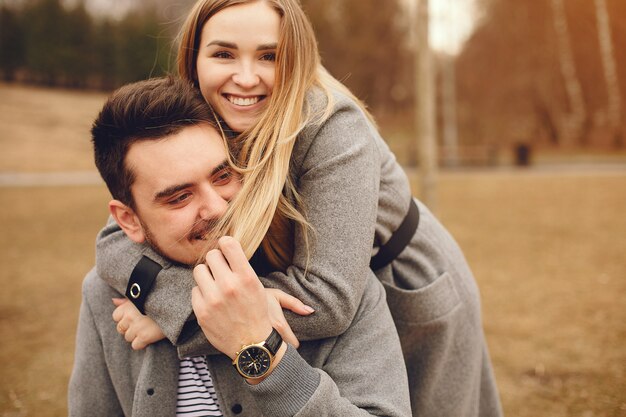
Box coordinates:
[265,328,283,355]
[125,256,162,314]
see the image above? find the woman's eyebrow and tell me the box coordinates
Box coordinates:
[205,40,277,51]
[257,43,277,51]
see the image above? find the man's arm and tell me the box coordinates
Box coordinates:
[247,274,411,416]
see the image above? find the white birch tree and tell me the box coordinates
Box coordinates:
[550,0,587,146]
[414,0,437,210]
[594,0,623,147]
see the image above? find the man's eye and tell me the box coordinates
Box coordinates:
[214,169,233,185]
[168,193,191,205]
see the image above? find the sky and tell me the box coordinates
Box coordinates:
[429,0,479,54]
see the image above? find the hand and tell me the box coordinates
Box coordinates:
[192,236,276,360]
[112,298,165,350]
[265,288,315,349]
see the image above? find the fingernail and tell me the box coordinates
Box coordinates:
[303,305,315,314]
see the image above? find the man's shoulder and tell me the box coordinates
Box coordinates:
[81,267,123,313]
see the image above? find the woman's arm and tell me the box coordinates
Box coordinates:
[255,92,382,341]
[96,217,196,345]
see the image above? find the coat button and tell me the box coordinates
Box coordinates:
[231,403,243,414]
[146,388,154,396]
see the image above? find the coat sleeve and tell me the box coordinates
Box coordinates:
[259,95,381,340]
[95,217,197,345]
[68,281,125,417]
[247,276,411,417]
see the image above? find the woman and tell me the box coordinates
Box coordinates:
[97,1,502,416]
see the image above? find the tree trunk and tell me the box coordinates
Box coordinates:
[440,56,459,167]
[414,0,438,210]
[550,0,587,146]
[594,0,623,147]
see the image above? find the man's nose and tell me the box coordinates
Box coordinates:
[198,188,229,220]
[232,61,260,89]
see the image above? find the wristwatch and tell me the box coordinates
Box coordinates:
[232,328,283,379]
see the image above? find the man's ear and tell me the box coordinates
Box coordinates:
[108,200,146,244]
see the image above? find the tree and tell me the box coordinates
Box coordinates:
[594,0,623,147]
[301,0,413,114]
[22,0,67,85]
[415,0,437,208]
[113,8,171,85]
[550,0,587,146]
[60,2,93,87]
[0,5,25,81]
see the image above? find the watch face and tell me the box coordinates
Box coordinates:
[236,346,271,378]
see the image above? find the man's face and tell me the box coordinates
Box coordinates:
[120,123,241,265]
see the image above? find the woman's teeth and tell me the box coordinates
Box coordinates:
[227,95,260,107]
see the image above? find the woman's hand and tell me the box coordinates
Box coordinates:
[112,298,166,350]
[265,288,315,349]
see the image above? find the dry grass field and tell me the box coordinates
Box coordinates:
[1,83,625,416]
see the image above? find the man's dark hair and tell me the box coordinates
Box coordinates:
[92,76,219,209]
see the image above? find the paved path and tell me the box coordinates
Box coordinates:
[0,171,103,187]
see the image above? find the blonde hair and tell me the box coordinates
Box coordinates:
[177,0,372,269]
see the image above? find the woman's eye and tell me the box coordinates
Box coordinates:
[213,51,233,59]
[260,52,276,62]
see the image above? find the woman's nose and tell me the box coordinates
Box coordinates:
[232,61,260,88]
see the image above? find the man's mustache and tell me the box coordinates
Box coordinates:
[188,218,221,240]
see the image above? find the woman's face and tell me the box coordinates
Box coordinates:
[196,1,280,132]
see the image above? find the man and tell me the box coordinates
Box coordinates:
[68,76,411,417]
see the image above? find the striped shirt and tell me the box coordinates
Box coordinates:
[176,357,223,416]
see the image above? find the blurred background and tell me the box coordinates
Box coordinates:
[0,0,625,416]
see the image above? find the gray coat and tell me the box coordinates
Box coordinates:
[68,269,411,417]
[96,88,503,417]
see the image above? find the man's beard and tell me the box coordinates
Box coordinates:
[139,218,220,266]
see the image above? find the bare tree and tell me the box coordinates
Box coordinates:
[594,0,623,147]
[440,55,459,167]
[414,0,437,210]
[550,0,587,146]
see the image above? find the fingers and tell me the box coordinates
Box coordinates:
[112,298,127,307]
[193,263,216,296]
[204,247,231,282]
[268,289,315,316]
[131,337,149,350]
[116,320,128,335]
[217,236,255,276]
[266,292,300,348]
[273,319,300,349]
[124,326,137,344]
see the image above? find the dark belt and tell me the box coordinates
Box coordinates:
[370,199,419,271]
